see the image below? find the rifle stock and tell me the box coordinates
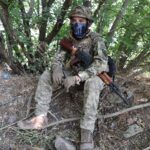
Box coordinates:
[60,38,77,55]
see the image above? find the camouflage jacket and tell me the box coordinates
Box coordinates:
[51,31,108,81]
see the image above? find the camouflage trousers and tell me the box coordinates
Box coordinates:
[34,69,104,132]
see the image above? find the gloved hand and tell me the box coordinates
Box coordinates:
[64,76,81,92]
[52,66,64,85]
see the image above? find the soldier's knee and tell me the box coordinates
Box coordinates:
[85,76,104,91]
[39,70,51,83]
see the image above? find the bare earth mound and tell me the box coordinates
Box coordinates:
[0,67,149,150]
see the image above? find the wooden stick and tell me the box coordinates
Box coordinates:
[52,89,65,100]
[44,117,80,128]
[26,92,34,117]
[0,103,150,130]
[100,102,150,119]
[44,102,150,129]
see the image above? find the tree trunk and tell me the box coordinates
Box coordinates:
[83,0,92,7]
[107,0,129,47]
[45,0,72,45]
[0,4,24,74]
[18,0,33,49]
[0,5,15,63]
[125,50,150,72]
[0,32,6,62]
[38,0,55,41]
[93,0,106,18]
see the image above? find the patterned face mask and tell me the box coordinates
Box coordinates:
[71,22,88,39]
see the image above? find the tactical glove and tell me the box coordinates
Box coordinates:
[52,66,64,85]
[64,76,81,92]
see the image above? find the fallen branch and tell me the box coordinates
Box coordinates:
[44,117,80,128]
[1,102,150,130]
[26,92,34,117]
[52,89,65,100]
[44,102,150,129]
[101,102,150,119]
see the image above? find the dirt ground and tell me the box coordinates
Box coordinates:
[0,65,149,150]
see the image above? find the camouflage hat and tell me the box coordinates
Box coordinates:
[69,5,93,22]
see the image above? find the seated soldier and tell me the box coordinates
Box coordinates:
[18,5,108,150]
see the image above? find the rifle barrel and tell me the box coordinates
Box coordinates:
[109,83,129,105]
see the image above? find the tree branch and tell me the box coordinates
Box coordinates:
[38,0,55,41]
[107,0,129,46]
[18,0,32,41]
[43,102,150,128]
[83,0,91,7]
[126,51,150,71]
[125,65,150,79]
[93,0,106,18]
[27,0,35,17]
[0,32,7,61]
[0,102,149,130]
[0,5,15,62]
[0,5,29,73]
[47,0,55,7]
[45,0,72,45]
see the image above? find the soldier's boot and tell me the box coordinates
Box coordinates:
[80,128,94,150]
[55,136,76,150]
[17,115,48,130]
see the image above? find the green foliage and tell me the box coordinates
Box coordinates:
[98,0,150,71]
[0,0,149,73]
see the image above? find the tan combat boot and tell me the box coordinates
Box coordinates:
[17,115,48,130]
[80,128,94,150]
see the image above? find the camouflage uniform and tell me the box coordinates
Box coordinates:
[35,31,108,132]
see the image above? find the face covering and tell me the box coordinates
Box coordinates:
[71,22,88,39]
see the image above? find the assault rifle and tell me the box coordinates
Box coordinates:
[97,72,129,105]
[60,38,129,105]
